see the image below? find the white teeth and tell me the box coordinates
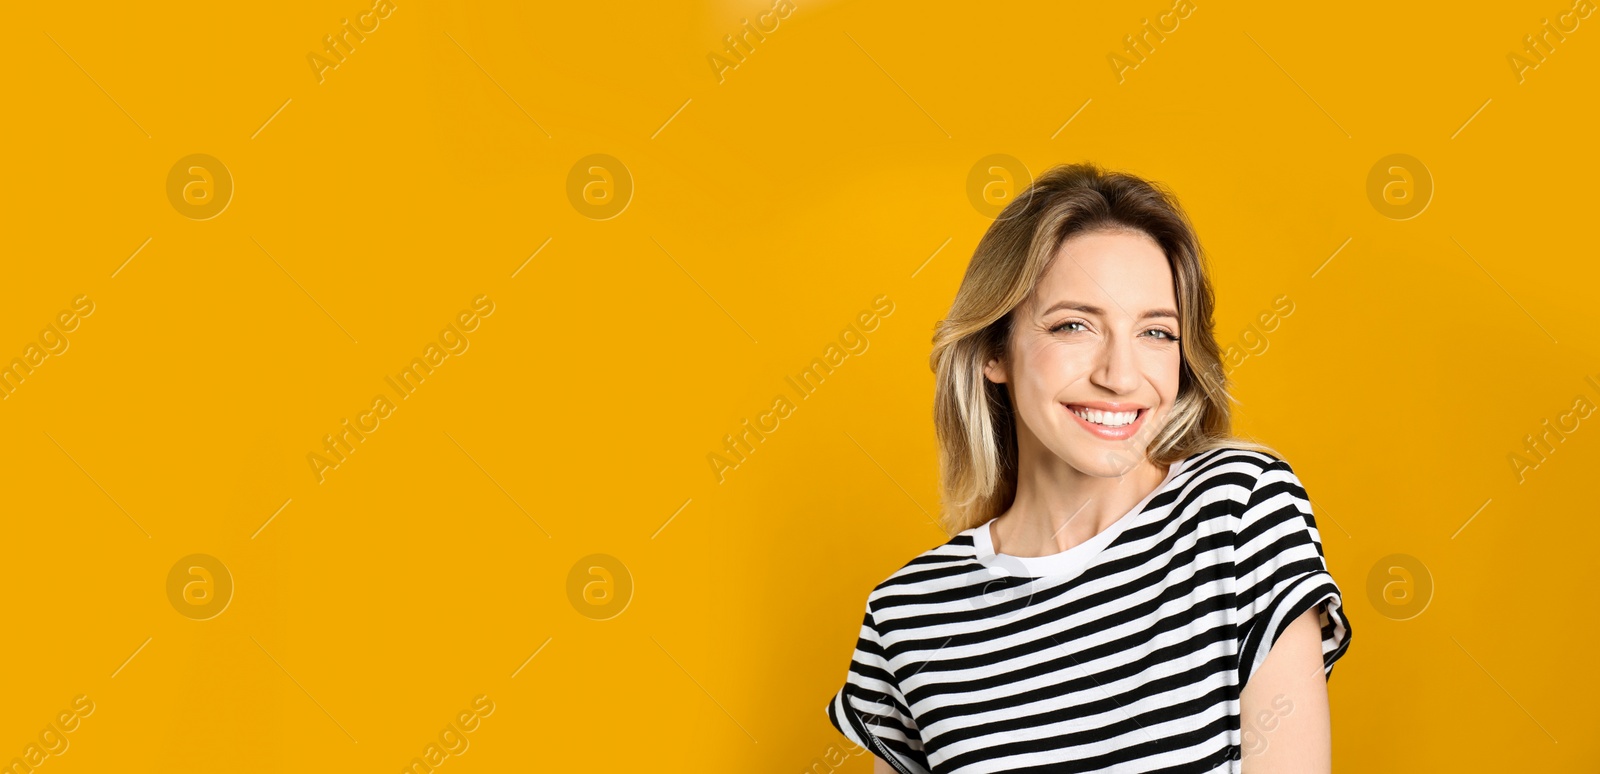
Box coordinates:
[1071,407,1139,427]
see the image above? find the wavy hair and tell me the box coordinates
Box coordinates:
[930,161,1272,535]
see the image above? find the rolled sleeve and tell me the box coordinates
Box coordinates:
[1234,459,1352,689]
[825,604,931,774]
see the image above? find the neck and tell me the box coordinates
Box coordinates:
[990,434,1169,558]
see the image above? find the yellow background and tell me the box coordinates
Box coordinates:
[2,0,1596,771]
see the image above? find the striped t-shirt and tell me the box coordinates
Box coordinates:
[825,448,1352,773]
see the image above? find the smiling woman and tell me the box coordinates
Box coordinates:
[984,230,1183,457]
[824,162,1352,774]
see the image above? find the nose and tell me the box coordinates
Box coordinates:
[1088,331,1140,395]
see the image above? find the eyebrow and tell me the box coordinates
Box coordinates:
[1041,300,1178,321]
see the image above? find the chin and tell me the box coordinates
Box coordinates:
[1063,445,1147,478]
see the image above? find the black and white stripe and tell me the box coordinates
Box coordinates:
[825,448,1352,773]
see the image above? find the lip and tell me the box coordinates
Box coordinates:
[1062,402,1148,441]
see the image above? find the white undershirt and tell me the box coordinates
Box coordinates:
[971,461,1181,579]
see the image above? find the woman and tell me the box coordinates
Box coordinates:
[825,162,1352,773]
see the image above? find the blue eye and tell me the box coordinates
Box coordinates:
[1143,328,1179,341]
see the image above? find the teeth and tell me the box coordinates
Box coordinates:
[1072,407,1139,427]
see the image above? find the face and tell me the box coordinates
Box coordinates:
[983,229,1183,478]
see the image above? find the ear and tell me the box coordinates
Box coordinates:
[982,354,1007,384]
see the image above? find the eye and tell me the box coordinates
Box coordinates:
[1142,328,1180,341]
[1049,320,1089,334]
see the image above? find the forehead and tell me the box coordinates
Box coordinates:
[1026,229,1175,315]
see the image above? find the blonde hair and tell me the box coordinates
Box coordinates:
[930,162,1272,535]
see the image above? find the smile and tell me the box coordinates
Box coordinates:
[1063,403,1148,440]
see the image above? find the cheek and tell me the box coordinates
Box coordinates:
[1148,351,1183,402]
[1015,344,1085,399]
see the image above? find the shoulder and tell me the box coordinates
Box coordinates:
[1163,446,1316,540]
[1176,445,1301,504]
[860,529,984,618]
[1185,447,1324,551]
